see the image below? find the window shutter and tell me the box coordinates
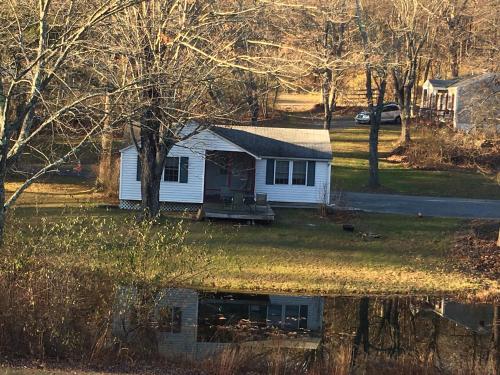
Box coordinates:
[307,161,316,186]
[136,156,141,181]
[266,159,275,185]
[179,157,189,183]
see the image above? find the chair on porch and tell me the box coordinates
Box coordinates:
[232,192,245,210]
[255,193,268,212]
[220,187,233,209]
[243,195,256,212]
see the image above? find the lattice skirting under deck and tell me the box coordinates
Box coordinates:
[119,200,201,212]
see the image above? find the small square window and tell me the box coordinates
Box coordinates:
[275,161,289,184]
[164,157,179,182]
[292,161,307,185]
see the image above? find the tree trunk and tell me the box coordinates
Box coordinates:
[97,92,113,192]
[368,67,386,189]
[139,105,168,218]
[271,86,280,115]
[490,304,499,375]
[246,73,259,125]
[0,167,6,244]
[426,312,441,368]
[450,41,460,78]
[322,69,334,130]
[0,80,7,243]
[389,298,401,356]
[399,84,412,145]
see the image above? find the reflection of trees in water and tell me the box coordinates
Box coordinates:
[351,296,370,366]
[490,304,499,375]
[321,297,495,373]
[373,298,401,356]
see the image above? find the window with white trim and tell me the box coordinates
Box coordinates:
[274,160,289,184]
[292,161,307,185]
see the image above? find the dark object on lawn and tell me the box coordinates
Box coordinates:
[343,224,355,232]
[417,212,423,218]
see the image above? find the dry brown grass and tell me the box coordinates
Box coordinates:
[5,178,109,207]
[402,125,500,176]
[452,220,500,281]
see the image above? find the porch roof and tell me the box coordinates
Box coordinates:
[210,126,332,161]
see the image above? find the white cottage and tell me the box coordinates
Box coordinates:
[420,72,499,132]
[119,125,332,211]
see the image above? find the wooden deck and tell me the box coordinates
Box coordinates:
[197,203,275,222]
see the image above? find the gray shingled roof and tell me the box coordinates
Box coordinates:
[428,78,462,88]
[428,73,496,89]
[211,126,333,160]
[449,72,497,88]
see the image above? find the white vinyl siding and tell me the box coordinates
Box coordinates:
[255,159,331,204]
[119,129,253,204]
[120,128,332,206]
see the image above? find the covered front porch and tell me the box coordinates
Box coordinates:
[204,150,256,202]
[201,150,274,222]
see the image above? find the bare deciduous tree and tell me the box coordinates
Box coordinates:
[111,0,271,217]
[390,0,431,146]
[355,0,390,188]
[0,0,138,240]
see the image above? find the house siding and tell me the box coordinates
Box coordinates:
[156,288,200,357]
[119,130,252,204]
[255,159,331,204]
[120,129,332,206]
[112,287,325,359]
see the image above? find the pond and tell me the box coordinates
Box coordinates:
[113,288,499,374]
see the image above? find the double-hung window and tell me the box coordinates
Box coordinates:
[274,161,290,184]
[292,161,307,185]
[164,157,180,182]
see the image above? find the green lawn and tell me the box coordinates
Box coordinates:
[9,206,497,299]
[331,124,500,199]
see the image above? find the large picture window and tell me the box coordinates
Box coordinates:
[265,159,315,186]
[292,161,307,185]
[275,161,289,184]
[164,157,180,182]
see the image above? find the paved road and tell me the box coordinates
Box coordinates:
[341,192,500,220]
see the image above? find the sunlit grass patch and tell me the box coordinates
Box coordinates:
[4,206,496,299]
[331,125,500,199]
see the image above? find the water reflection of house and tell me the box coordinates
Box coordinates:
[431,298,493,334]
[114,288,324,359]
